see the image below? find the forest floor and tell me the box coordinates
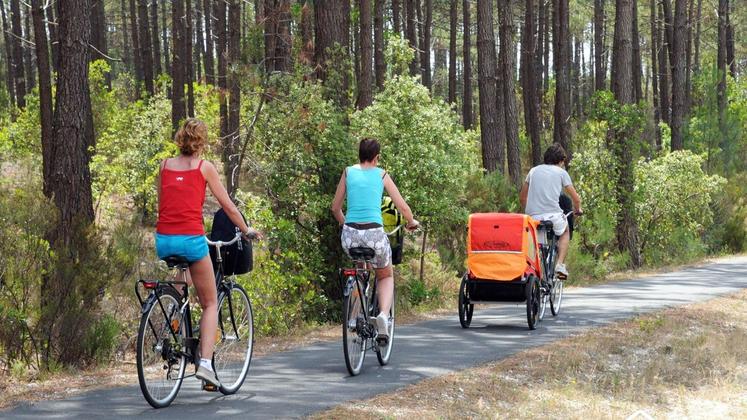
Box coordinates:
[0,255,740,411]
[315,288,747,419]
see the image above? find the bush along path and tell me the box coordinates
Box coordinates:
[2,256,746,419]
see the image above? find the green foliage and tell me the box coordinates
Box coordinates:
[351,75,475,227]
[384,35,414,77]
[704,173,747,253]
[635,151,725,263]
[84,314,121,364]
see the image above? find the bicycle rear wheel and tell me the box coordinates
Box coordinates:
[458,275,473,328]
[526,275,540,330]
[214,283,254,395]
[136,287,186,409]
[342,277,366,375]
[376,289,395,366]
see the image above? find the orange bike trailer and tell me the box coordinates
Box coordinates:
[466,213,541,282]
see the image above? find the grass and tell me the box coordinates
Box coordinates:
[314,289,747,419]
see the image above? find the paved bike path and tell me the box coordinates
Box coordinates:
[3,256,747,419]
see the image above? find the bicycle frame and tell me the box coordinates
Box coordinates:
[341,259,379,341]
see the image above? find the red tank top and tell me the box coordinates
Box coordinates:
[156,159,207,235]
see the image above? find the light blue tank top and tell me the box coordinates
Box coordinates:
[345,166,384,224]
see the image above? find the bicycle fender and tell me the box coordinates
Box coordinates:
[141,293,157,315]
[343,276,356,297]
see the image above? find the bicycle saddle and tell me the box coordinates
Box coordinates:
[349,247,376,260]
[162,255,190,269]
[538,220,554,229]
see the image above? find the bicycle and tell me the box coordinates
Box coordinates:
[339,225,405,376]
[536,210,578,320]
[135,233,254,408]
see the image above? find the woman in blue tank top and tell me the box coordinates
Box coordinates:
[331,138,419,339]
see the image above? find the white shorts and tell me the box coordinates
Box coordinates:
[341,224,392,268]
[532,212,568,237]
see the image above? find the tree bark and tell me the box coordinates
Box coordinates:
[31,0,53,195]
[162,0,170,77]
[499,0,520,184]
[725,0,734,78]
[611,0,641,267]
[405,0,418,76]
[684,0,693,114]
[373,0,385,89]
[194,0,204,81]
[171,0,186,131]
[542,0,549,92]
[693,0,701,74]
[448,0,457,104]
[476,0,501,173]
[462,0,473,129]
[314,0,351,109]
[0,0,15,106]
[594,0,605,91]
[119,0,130,72]
[24,6,35,91]
[669,0,686,151]
[650,0,661,150]
[717,0,726,136]
[203,0,214,84]
[185,0,194,116]
[392,0,401,35]
[48,1,59,73]
[10,0,26,107]
[215,0,227,138]
[137,0,154,94]
[300,1,314,66]
[552,0,571,151]
[89,0,108,63]
[421,0,432,89]
[225,0,241,197]
[129,0,143,87]
[151,0,162,76]
[631,0,642,102]
[657,1,670,126]
[357,0,373,108]
[522,0,542,165]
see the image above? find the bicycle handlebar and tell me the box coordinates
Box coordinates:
[206,232,242,247]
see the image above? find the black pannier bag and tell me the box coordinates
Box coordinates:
[209,209,252,275]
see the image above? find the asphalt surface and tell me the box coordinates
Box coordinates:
[3,256,747,419]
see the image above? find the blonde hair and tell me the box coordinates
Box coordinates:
[174,118,208,155]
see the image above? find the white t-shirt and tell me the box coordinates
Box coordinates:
[524,164,573,216]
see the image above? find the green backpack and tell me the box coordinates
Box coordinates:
[381,196,405,264]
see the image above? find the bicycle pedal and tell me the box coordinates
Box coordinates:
[202,381,219,392]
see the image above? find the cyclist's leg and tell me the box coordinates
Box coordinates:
[189,255,218,360]
[374,265,394,315]
[556,227,570,264]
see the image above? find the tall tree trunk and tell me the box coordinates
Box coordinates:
[405,0,418,75]
[314,0,351,109]
[162,0,170,77]
[48,2,59,73]
[151,0,162,76]
[462,0,473,128]
[357,0,373,108]
[300,1,314,65]
[572,36,581,116]
[373,0,385,89]
[448,0,457,104]
[89,0,108,63]
[661,0,673,75]
[225,0,241,197]
[129,0,143,87]
[542,0,549,92]
[31,0,53,195]
[476,0,501,173]
[657,1,670,125]
[171,0,185,131]
[24,6,35,91]
[594,0,605,91]
[650,0,661,150]
[0,0,16,106]
[684,0,693,114]
[421,0,432,89]
[669,0,686,151]
[194,0,204,81]
[137,0,154,94]
[10,0,26,107]
[725,0,734,78]
[552,0,571,151]
[499,0,520,185]
[215,0,227,139]
[522,0,542,165]
[693,0,701,74]
[120,0,130,72]
[632,0,642,102]
[717,0,726,136]
[203,0,214,84]
[267,0,292,73]
[392,0,401,35]
[185,0,194,116]
[611,0,641,267]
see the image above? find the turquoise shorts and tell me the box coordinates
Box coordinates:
[155,233,208,263]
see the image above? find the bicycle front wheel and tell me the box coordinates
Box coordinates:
[214,283,254,395]
[136,287,186,409]
[376,289,395,366]
[526,275,541,330]
[342,277,366,375]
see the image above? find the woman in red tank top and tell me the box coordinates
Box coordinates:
[156,118,261,387]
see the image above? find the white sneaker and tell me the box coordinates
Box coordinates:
[556,263,568,279]
[375,313,390,339]
[195,365,220,387]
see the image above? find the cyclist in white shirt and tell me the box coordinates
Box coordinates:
[519,143,583,278]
